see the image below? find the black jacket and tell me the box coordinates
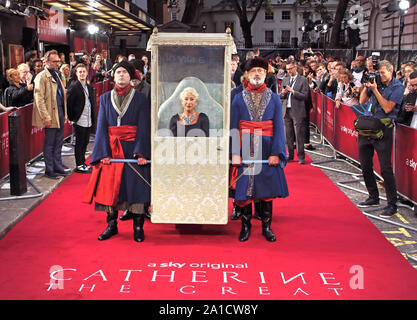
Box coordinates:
[66,80,96,125]
[232,68,243,87]
[5,82,33,107]
[266,73,278,93]
[396,91,417,126]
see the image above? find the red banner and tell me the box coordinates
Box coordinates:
[0,80,112,179]
[311,93,415,203]
[310,90,318,128]
[74,37,108,54]
[0,112,10,178]
[394,124,417,202]
[38,8,68,44]
[334,104,359,162]
[323,96,336,146]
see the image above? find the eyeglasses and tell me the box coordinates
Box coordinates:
[50,60,61,63]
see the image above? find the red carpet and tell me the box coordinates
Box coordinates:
[0,157,416,300]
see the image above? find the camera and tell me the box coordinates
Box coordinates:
[74,52,86,65]
[348,82,360,99]
[362,52,381,85]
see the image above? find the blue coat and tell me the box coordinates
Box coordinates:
[90,90,151,204]
[230,88,289,201]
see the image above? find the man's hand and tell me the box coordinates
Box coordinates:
[286,85,294,94]
[405,104,417,112]
[44,120,52,127]
[137,157,147,165]
[396,71,402,79]
[101,157,111,165]
[365,79,377,92]
[268,155,279,166]
[335,100,341,109]
[231,154,242,167]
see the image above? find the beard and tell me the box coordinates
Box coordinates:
[249,75,266,86]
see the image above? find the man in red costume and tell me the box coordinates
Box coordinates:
[84,61,150,242]
[230,57,289,242]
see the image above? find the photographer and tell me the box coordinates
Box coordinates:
[335,68,360,108]
[325,61,344,99]
[357,60,404,218]
[351,56,367,84]
[315,63,329,93]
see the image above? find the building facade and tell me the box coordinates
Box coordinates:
[359,0,417,50]
[200,0,339,48]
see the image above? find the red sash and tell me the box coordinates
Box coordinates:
[239,120,273,137]
[83,125,137,206]
[229,120,274,190]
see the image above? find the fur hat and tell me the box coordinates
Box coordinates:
[130,59,145,74]
[246,57,268,72]
[113,60,135,80]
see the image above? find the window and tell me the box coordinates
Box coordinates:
[282,11,291,20]
[265,30,274,43]
[281,30,290,43]
[265,11,274,20]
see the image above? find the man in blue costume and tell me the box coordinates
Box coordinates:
[83,60,151,242]
[230,57,289,242]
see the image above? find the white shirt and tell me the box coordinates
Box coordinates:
[76,81,92,128]
[287,75,297,109]
[352,69,365,84]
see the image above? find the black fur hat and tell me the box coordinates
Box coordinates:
[113,60,135,79]
[246,57,268,71]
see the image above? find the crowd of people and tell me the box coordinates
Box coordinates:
[254,48,417,129]
[0,49,151,112]
[230,48,416,220]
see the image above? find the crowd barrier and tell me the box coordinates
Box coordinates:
[309,89,417,206]
[2,78,415,205]
[0,80,113,179]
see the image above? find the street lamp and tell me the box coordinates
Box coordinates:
[397,10,406,71]
[88,24,99,35]
[399,0,410,11]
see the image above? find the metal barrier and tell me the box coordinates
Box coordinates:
[309,89,417,241]
[0,80,113,200]
[310,91,362,175]
[0,80,111,180]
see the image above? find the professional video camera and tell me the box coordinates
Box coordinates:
[74,48,97,65]
[74,52,87,65]
[362,52,381,85]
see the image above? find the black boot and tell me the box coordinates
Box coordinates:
[98,210,118,241]
[133,214,145,242]
[231,201,241,220]
[261,201,276,242]
[254,201,262,220]
[119,210,134,221]
[238,204,252,241]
